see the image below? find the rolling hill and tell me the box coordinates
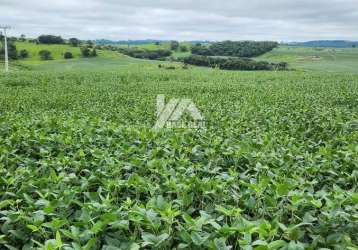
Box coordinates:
[288,40,358,48]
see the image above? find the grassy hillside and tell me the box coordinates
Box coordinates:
[10,42,358,73]
[117,42,358,73]
[11,41,159,71]
[116,42,192,57]
[257,46,358,73]
[16,42,83,62]
[3,42,357,73]
[288,40,358,48]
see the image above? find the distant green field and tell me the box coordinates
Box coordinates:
[115,43,358,73]
[10,42,160,71]
[16,42,83,62]
[3,42,356,73]
[257,46,358,73]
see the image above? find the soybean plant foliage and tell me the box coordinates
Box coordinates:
[0,68,358,250]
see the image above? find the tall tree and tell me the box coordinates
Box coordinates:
[170,41,179,51]
[38,35,64,44]
[0,34,18,59]
[69,38,81,47]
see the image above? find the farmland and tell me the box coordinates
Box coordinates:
[0,41,358,249]
[257,46,358,73]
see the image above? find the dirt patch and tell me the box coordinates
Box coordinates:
[302,56,321,61]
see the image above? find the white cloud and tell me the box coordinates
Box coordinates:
[0,0,357,41]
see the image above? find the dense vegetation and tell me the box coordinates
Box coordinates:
[19,49,29,59]
[0,35,18,60]
[39,50,53,60]
[118,48,172,60]
[38,35,65,45]
[114,43,283,70]
[64,52,74,59]
[170,41,180,51]
[81,47,98,58]
[69,38,81,47]
[0,67,357,249]
[192,41,278,58]
[183,55,288,71]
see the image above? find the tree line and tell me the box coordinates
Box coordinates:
[183,55,288,71]
[191,41,278,57]
[118,48,172,60]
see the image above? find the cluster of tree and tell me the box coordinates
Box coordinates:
[118,48,172,60]
[39,50,53,60]
[86,40,94,48]
[183,55,287,71]
[38,35,65,44]
[0,34,18,59]
[170,41,180,51]
[179,45,188,52]
[191,41,278,57]
[81,46,97,57]
[95,39,210,46]
[19,49,29,59]
[102,45,118,51]
[38,50,76,60]
[1,34,30,60]
[69,38,81,47]
[19,34,26,42]
[64,52,73,59]
[28,39,39,44]
[191,45,212,56]
[170,41,189,52]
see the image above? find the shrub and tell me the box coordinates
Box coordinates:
[90,49,97,57]
[81,47,97,58]
[64,52,73,59]
[86,40,94,48]
[19,49,29,59]
[81,47,91,57]
[180,45,188,52]
[38,50,52,60]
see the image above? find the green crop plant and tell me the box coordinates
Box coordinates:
[0,67,357,249]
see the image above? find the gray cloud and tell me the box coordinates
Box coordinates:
[0,0,357,41]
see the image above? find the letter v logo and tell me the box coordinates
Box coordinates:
[153,95,204,129]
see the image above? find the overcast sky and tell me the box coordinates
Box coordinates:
[1,0,357,41]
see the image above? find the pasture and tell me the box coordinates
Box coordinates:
[257,46,358,73]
